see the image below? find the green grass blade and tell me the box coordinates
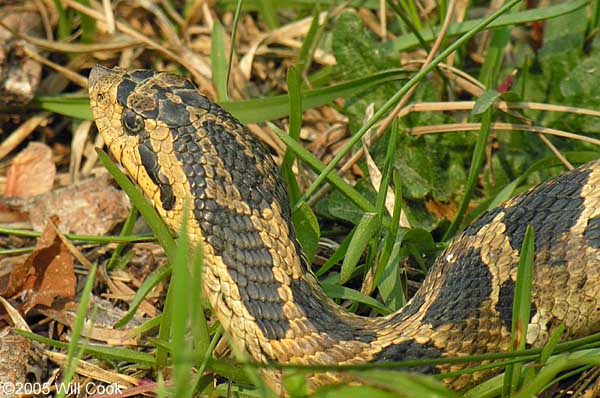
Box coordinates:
[593,0,600,28]
[222,69,407,123]
[211,20,229,101]
[33,94,93,119]
[283,370,308,397]
[281,66,302,203]
[375,119,399,216]
[315,229,355,277]
[98,148,176,329]
[386,0,429,51]
[350,370,457,398]
[97,149,176,260]
[256,0,279,29]
[171,206,194,397]
[157,267,175,367]
[514,351,600,398]
[445,16,509,240]
[59,263,97,397]
[114,263,172,328]
[106,206,139,271]
[226,0,243,93]
[190,248,210,367]
[194,327,224,389]
[15,330,156,364]
[296,6,322,76]
[444,108,493,240]
[503,225,535,396]
[53,0,71,40]
[540,323,566,365]
[0,225,154,244]
[376,197,408,310]
[77,0,96,43]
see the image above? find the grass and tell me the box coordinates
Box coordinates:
[1,0,600,397]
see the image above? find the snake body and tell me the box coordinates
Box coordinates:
[88,65,600,392]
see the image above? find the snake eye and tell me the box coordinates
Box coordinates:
[121,109,144,135]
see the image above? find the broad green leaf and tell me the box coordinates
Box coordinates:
[472,90,501,115]
[340,212,380,284]
[321,283,390,315]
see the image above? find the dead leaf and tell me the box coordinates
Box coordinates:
[0,216,76,313]
[4,142,55,197]
[1,175,130,235]
[424,199,459,220]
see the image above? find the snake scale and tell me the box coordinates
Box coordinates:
[88,65,600,392]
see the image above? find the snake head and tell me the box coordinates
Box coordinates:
[89,64,203,167]
[88,65,216,231]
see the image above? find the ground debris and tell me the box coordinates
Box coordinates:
[0,216,75,313]
[1,175,130,235]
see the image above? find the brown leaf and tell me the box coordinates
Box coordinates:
[0,216,76,313]
[2,175,130,235]
[4,142,55,198]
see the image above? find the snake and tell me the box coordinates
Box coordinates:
[88,64,600,393]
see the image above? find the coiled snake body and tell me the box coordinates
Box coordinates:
[88,65,600,392]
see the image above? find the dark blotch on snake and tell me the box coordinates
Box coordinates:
[422,247,493,328]
[372,339,442,374]
[584,215,600,249]
[495,278,537,331]
[138,142,175,211]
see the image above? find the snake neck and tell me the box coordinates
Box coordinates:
[199,200,386,364]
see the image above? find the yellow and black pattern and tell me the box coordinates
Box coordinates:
[89,65,600,392]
